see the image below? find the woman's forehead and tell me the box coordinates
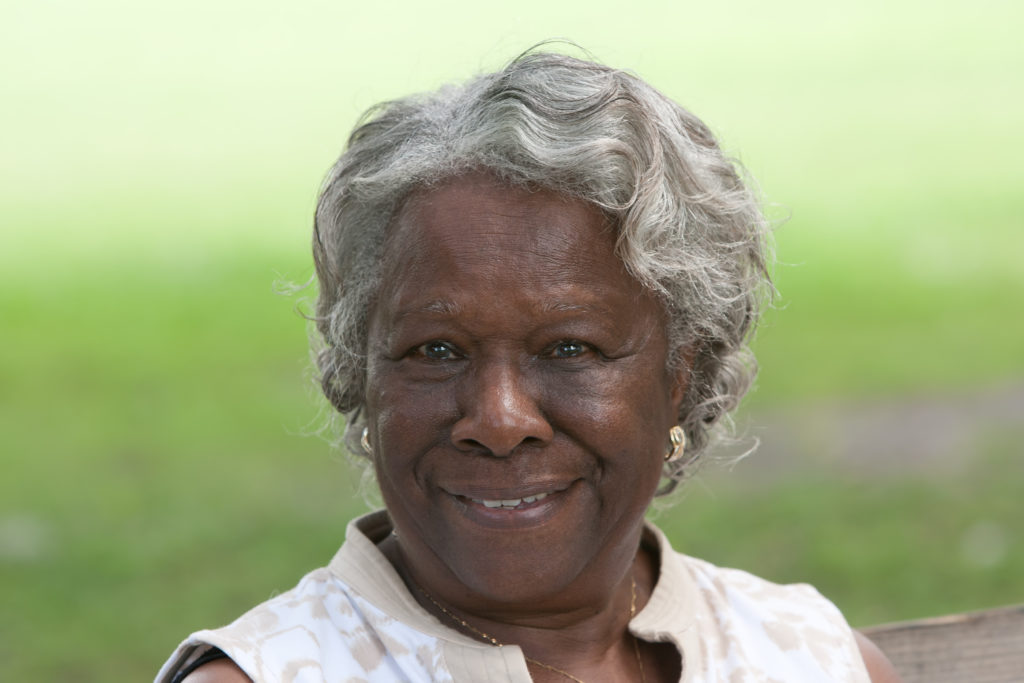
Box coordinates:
[383,189,605,287]
[386,175,613,265]
[371,173,661,329]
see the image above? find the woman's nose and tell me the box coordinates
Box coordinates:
[450,359,554,456]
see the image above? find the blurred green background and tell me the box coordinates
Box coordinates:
[2,0,1022,679]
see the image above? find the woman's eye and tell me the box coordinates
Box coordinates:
[417,341,459,360]
[552,341,589,358]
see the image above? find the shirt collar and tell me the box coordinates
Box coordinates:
[329,510,698,646]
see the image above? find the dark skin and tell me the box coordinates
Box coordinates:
[186,173,901,682]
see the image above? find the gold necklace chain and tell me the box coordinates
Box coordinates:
[414,577,647,683]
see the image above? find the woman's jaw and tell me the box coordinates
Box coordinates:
[378,449,651,605]
[385,479,652,627]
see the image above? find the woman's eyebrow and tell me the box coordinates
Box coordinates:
[541,300,612,316]
[394,299,463,320]
[396,299,611,319]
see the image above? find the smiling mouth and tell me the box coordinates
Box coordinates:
[445,483,576,528]
[467,492,550,510]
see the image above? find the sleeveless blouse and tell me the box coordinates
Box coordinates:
[157,511,870,682]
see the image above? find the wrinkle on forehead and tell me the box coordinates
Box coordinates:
[386,174,616,268]
[392,297,622,324]
[371,173,658,334]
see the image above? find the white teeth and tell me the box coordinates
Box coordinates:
[473,492,550,509]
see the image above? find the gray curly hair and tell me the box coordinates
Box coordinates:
[312,48,772,494]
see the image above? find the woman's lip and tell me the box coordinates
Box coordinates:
[442,481,580,529]
[441,481,574,502]
[458,491,550,510]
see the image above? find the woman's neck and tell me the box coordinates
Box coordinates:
[379,532,663,681]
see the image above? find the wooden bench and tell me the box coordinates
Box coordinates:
[862,604,1024,682]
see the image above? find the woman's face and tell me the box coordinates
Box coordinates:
[365,173,687,605]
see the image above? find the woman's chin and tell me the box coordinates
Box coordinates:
[388,476,649,609]
[447,552,587,609]
[413,481,604,601]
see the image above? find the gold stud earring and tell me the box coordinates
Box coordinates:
[665,425,686,462]
[360,427,372,455]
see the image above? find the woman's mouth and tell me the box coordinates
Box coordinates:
[441,483,577,528]
[450,490,563,528]
[468,492,550,510]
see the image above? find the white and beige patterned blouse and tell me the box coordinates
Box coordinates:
[157,511,870,682]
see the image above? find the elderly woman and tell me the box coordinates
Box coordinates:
[159,50,900,682]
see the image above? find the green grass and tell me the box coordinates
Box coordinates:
[658,442,1024,628]
[3,0,1023,679]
